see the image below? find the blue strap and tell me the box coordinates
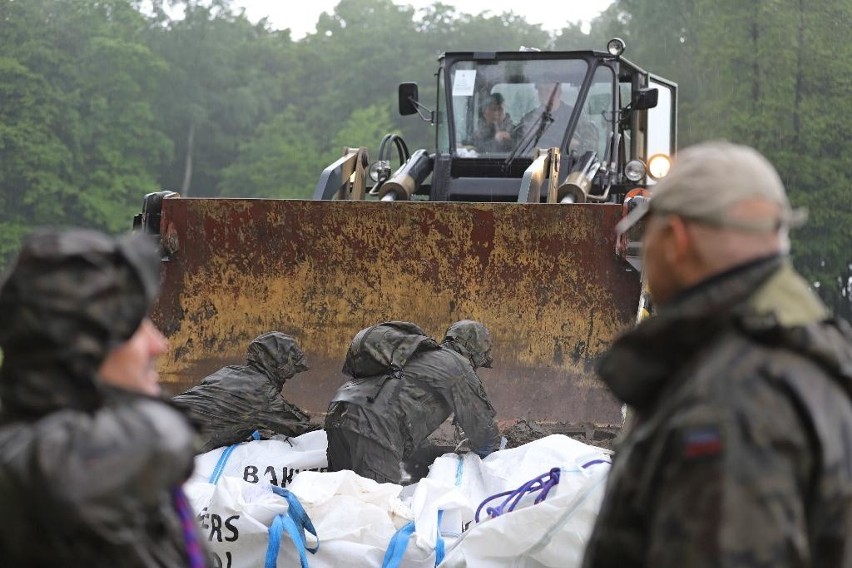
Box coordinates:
[265,487,319,567]
[474,467,561,522]
[266,513,309,568]
[434,510,445,566]
[270,486,319,552]
[209,432,266,484]
[208,444,239,484]
[455,455,464,486]
[382,509,447,567]
[381,521,415,568]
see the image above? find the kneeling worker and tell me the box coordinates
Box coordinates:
[173,331,315,452]
[325,320,500,484]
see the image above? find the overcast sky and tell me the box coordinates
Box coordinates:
[231,1,614,39]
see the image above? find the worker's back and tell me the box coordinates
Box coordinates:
[325,321,499,483]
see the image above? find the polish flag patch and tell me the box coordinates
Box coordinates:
[682,426,723,459]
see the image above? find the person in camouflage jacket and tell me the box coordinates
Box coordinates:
[325,320,500,484]
[173,332,314,452]
[0,228,209,567]
[582,141,852,567]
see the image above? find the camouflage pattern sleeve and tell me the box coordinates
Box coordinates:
[646,383,814,567]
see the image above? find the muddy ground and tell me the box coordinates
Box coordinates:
[500,419,620,451]
[424,418,620,451]
[402,419,621,482]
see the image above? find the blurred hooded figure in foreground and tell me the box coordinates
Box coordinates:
[0,228,209,567]
[325,320,500,484]
[173,331,314,452]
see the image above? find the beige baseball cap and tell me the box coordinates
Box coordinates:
[617,140,807,235]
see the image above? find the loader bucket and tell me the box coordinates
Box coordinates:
[152,199,639,427]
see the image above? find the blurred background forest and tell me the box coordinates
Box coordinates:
[0,0,849,318]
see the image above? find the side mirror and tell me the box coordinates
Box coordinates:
[632,87,659,111]
[399,83,419,116]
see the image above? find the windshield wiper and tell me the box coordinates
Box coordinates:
[502,84,560,173]
[502,111,552,172]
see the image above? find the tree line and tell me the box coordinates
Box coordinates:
[0,0,849,318]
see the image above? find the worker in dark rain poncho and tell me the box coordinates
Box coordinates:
[0,228,209,567]
[325,320,501,484]
[173,332,314,453]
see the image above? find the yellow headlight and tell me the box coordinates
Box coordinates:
[648,154,672,180]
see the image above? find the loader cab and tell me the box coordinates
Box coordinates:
[315,40,676,203]
[437,58,596,160]
[428,47,677,202]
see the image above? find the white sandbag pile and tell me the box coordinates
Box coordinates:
[183,431,611,568]
[431,434,611,567]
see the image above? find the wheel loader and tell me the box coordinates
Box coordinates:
[134,39,677,436]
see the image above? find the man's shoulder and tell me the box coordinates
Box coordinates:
[693,327,803,388]
[519,107,540,123]
[411,344,456,362]
[407,345,474,374]
[199,364,258,384]
[758,325,852,413]
[722,309,852,395]
[436,345,474,364]
[681,326,852,424]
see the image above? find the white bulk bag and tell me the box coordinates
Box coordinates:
[190,429,328,488]
[432,434,611,567]
[185,476,318,568]
[278,470,439,568]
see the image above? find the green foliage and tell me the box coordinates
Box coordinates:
[0,0,168,265]
[219,101,395,199]
[293,0,428,151]
[326,104,397,163]
[219,106,321,199]
[147,2,299,196]
[0,222,35,270]
[0,57,73,227]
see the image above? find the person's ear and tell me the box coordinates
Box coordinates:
[668,215,695,264]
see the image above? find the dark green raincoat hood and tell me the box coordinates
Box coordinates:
[0,228,160,418]
[246,331,310,390]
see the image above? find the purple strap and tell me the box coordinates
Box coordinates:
[173,486,207,568]
[475,467,561,522]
